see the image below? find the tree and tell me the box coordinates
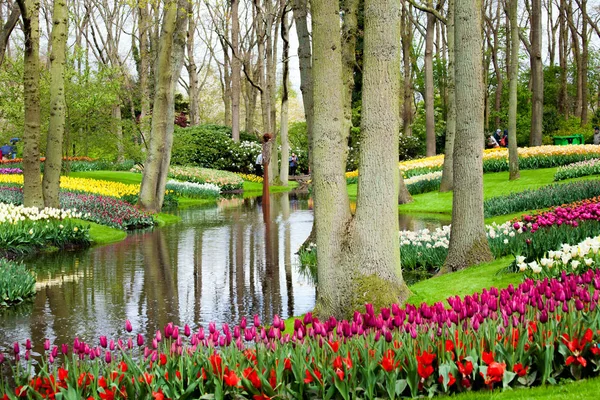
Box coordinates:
[231,0,241,141]
[42,0,68,208]
[312,0,409,319]
[439,0,455,192]
[138,0,189,212]
[17,0,44,208]
[0,3,20,67]
[442,0,492,272]
[278,4,291,185]
[507,0,519,181]
[530,0,543,146]
[424,0,436,156]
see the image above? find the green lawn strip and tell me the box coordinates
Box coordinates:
[407,256,519,305]
[242,180,299,196]
[67,171,143,185]
[177,197,219,208]
[154,213,182,227]
[444,377,600,399]
[70,218,127,245]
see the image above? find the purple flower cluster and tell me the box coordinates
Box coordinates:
[0,168,22,174]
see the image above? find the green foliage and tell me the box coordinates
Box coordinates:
[168,165,244,191]
[0,259,36,307]
[483,180,600,218]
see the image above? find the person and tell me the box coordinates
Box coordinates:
[0,143,12,160]
[487,134,500,148]
[500,130,508,147]
[594,126,600,145]
[289,153,298,176]
[255,152,263,176]
[494,129,502,144]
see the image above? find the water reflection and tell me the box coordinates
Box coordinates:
[0,193,315,354]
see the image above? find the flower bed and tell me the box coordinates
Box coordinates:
[346,145,600,181]
[0,168,21,175]
[3,269,600,399]
[554,158,600,181]
[165,180,220,199]
[169,166,244,192]
[0,202,90,256]
[484,180,600,218]
[236,173,264,183]
[0,156,95,165]
[0,259,35,307]
[346,171,442,195]
[0,187,154,230]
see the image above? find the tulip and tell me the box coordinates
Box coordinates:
[125,319,133,332]
[137,334,144,347]
[99,336,108,348]
[184,324,191,337]
[44,339,50,351]
[105,351,112,363]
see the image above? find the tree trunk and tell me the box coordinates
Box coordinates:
[112,103,124,163]
[401,4,413,136]
[313,0,408,320]
[398,171,413,204]
[508,0,520,181]
[580,0,588,125]
[18,0,43,208]
[443,0,493,272]
[138,1,151,142]
[186,12,200,126]
[425,8,436,156]
[278,6,290,186]
[231,0,241,140]
[558,0,568,117]
[138,0,188,213]
[341,0,358,140]
[440,0,455,192]
[42,0,67,209]
[567,0,581,119]
[530,0,543,146]
[0,3,20,68]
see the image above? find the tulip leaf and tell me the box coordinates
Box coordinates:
[395,379,407,396]
[502,370,517,388]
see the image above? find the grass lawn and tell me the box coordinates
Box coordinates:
[348,168,600,216]
[68,171,142,185]
[71,218,127,245]
[446,376,600,399]
[243,180,299,196]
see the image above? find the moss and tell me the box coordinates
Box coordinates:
[349,274,411,318]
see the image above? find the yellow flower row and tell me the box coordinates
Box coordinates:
[345,145,600,178]
[236,173,264,183]
[0,175,140,198]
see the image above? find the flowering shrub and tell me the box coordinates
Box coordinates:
[165,180,220,199]
[0,259,35,307]
[0,168,21,175]
[0,203,90,256]
[169,166,244,192]
[554,158,600,181]
[4,270,600,398]
[483,180,600,218]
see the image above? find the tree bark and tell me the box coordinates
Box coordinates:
[18,0,43,208]
[186,11,200,126]
[231,0,241,140]
[0,3,20,67]
[425,6,436,156]
[443,0,493,272]
[530,0,543,146]
[112,104,124,163]
[138,0,189,213]
[440,0,455,192]
[138,1,151,141]
[398,171,413,204]
[401,4,413,136]
[42,0,67,208]
[580,0,588,125]
[278,5,291,186]
[341,0,358,140]
[567,0,581,119]
[558,0,568,117]
[508,0,520,181]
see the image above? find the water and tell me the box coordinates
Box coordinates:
[0,193,449,354]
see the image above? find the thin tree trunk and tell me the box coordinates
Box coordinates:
[18,0,43,208]
[112,103,124,163]
[508,0,520,181]
[567,0,581,119]
[443,0,493,272]
[186,12,200,126]
[0,3,20,67]
[530,0,543,146]
[341,0,358,140]
[278,5,291,186]
[138,1,151,141]
[398,171,412,204]
[401,4,413,136]
[425,8,436,156]
[580,0,588,125]
[138,0,188,212]
[231,0,241,140]
[42,0,67,208]
[559,0,568,117]
[440,0,455,192]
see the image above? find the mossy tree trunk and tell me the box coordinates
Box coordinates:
[442,0,493,272]
[440,0,455,193]
[17,0,43,208]
[138,0,189,213]
[42,0,67,209]
[507,0,520,181]
[313,0,409,320]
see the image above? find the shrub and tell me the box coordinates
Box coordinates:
[483,180,600,218]
[165,180,220,199]
[0,259,35,307]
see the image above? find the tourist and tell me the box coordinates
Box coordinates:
[487,134,500,148]
[500,130,508,147]
[594,126,600,145]
[493,128,502,144]
[0,143,12,160]
[255,152,263,176]
[289,153,298,176]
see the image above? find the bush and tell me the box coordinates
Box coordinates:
[0,259,35,307]
[483,180,600,218]
[171,125,261,173]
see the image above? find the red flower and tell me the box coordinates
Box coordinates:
[457,360,473,377]
[416,351,436,380]
[244,349,257,363]
[98,376,108,389]
[119,361,128,373]
[438,372,456,386]
[303,369,322,384]
[210,353,223,375]
[283,358,292,371]
[381,349,399,372]
[99,387,116,400]
[58,368,68,382]
[445,340,454,353]
[513,363,528,377]
[481,361,506,386]
[243,367,261,389]
[481,351,494,365]
[328,340,340,353]
[269,369,277,389]
[253,394,271,400]
[152,389,165,400]
[223,369,240,387]
[159,353,167,366]
[335,368,345,380]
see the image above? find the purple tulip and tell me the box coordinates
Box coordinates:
[13,342,19,354]
[125,319,133,332]
[44,339,51,351]
[105,351,112,363]
[184,324,191,337]
[61,344,69,355]
[99,336,108,348]
[137,334,144,347]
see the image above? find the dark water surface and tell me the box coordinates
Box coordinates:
[0,194,449,354]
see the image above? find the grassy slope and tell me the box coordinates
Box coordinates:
[347,168,600,216]
[68,171,143,185]
[243,181,299,196]
[70,218,127,246]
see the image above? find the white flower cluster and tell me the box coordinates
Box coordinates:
[517,236,600,274]
[0,203,84,224]
[166,179,221,194]
[405,171,443,185]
